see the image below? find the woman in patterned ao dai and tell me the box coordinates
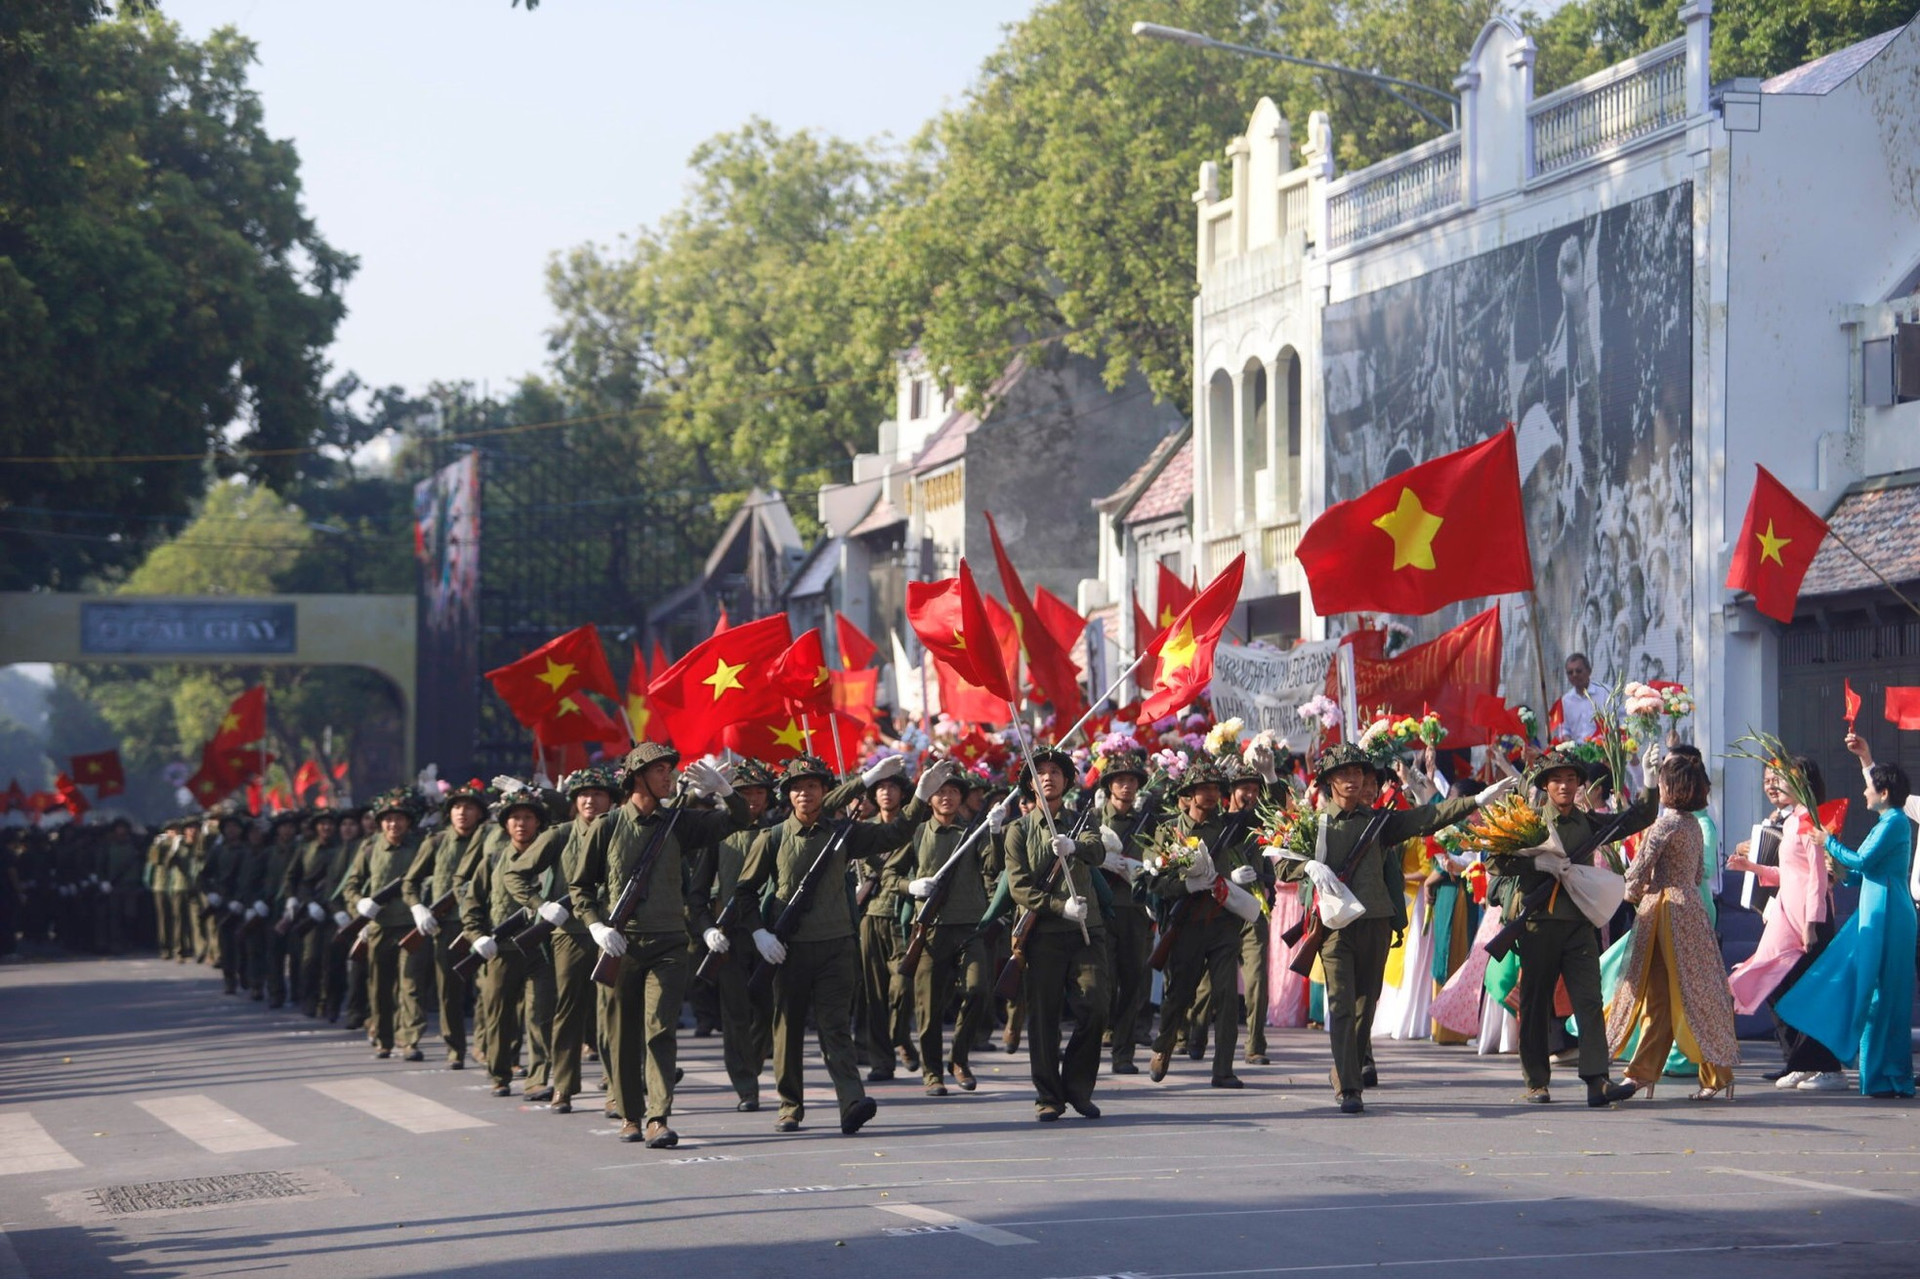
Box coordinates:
[1605,753,1740,1100]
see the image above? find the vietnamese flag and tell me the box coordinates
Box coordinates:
[1725,465,1829,623]
[648,613,792,755]
[1034,586,1086,657]
[211,686,267,750]
[722,712,814,765]
[833,612,878,671]
[627,644,670,744]
[1133,594,1157,652]
[1844,679,1862,728]
[714,603,731,634]
[70,749,125,797]
[1296,428,1534,616]
[1886,686,1920,731]
[985,512,1084,721]
[217,744,273,786]
[831,668,880,726]
[54,772,89,817]
[1470,693,1530,741]
[771,628,834,714]
[1138,554,1244,723]
[292,759,326,799]
[933,595,1019,725]
[1155,563,1195,631]
[907,562,1015,703]
[486,626,620,729]
[535,692,628,749]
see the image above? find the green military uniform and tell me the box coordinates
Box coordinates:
[197,821,247,992]
[1486,754,1655,1095]
[328,822,374,1028]
[1279,744,1481,1106]
[730,757,927,1131]
[857,780,918,1079]
[568,750,747,1136]
[339,790,429,1056]
[256,817,301,1007]
[1006,753,1110,1119]
[403,785,493,1066]
[1095,757,1160,1074]
[1189,765,1284,1065]
[462,787,555,1096]
[281,821,341,1016]
[888,787,999,1092]
[229,825,277,999]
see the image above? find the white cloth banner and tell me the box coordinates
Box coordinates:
[890,629,939,721]
[1207,639,1343,754]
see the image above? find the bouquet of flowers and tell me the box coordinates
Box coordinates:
[1726,729,1823,819]
[1203,716,1246,756]
[1297,695,1340,730]
[1143,828,1207,878]
[1258,798,1319,861]
[1456,791,1550,856]
[1659,681,1694,733]
[1621,680,1665,742]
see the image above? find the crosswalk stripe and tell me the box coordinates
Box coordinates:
[306,1078,492,1134]
[0,1111,82,1174]
[136,1095,295,1154]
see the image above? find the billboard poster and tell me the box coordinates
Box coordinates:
[413,453,481,774]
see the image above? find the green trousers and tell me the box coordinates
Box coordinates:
[772,936,865,1125]
[548,930,596,1103]
[604,932,687,1125]
[711,930,772,1105]
[915,924,990,1085]
[1240,916,1270,1057]
[1022,927,1109,1113]
[481,945,555,1089]
[1321,917,1392,1095]
[367,925,428,1052]
[428,930,468,1060]
[1153,912,1241,1080]
[858,914,912,1070]
[1516,917,1607,1090]
[1105,906,1154,1068]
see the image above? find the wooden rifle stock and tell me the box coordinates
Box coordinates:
[588,800,691,989]
[1148,807,1260,973]
[450,907,532,982]
[898,808,994,981]
[693,887,753,983]
[992,790,1102,1001]
[332,876,405,954]
[746,818,856,998]
[1277,810,1396,977]
[398,889,458,953]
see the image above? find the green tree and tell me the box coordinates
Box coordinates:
[0,1,353,590]
[1533,0,1917,88]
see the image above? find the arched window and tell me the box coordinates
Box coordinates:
[1206,371,1234,533]
[1241,359,1268,524]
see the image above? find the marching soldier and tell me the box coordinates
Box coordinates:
[1277,742,1503,1113]
[403,780,494,1068]
[892,767,999,1096]
[567,743,746,1147]
[1006,746,1113,1121]
[461,782,554,1098]
[1188,753,1285,1066]
[500,764,619,1114]
[256,812,303,1008]
[328,807,372,1028]
[197,813,247,993]
[1092,751,1157,1074]
[339,788,429,1060]
[690,759,782,1111]
[857,769,918,1080]
[281,809,342,1017]
[727,754,948,1136]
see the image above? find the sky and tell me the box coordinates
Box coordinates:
[160,0,1039,396]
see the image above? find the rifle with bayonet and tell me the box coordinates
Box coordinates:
[449,906,532,982]
[746,817,858,998]
[898,805,995,981]
[992,788,1102,1001]
[1482,807,1642,961]
[1148,805,1260,972]
[588,797,692,989]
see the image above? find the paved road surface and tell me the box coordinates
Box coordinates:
[2,956,1917,1278]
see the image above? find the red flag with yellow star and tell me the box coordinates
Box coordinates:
[984,512,1085,722]
[70,749,125,797]
[906,561,1015,704]
[833,611,877,671]
[770,628,834,714]
[1725,465,1828,623]
[533,692,627,748]
[1295,429,1533,616]
[648,613,792,755]
[486,626,620,729]
[210,686,266,750]
[626,645,670,744]
[1154,563,1195,632]
[1138,554,1245,723]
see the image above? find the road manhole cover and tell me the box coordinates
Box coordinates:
[87,1171,310,1215]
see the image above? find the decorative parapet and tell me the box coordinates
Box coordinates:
[1528,37,1689,178]
[1324,133,1462,251]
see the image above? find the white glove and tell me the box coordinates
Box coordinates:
[988,794,1018,833]
[588,921,627,957]
[1100,850,1139,879]
[410,903,439,936]
[244,903,262,920]
[471,935,499,962]
[1476,774,1520,806]
[332,910,351,929]
[307,901,325,922]
[356,897,379,919]
[702,927,730,953]
[1061,895,1089,923]
[1640,743,1663,778]
[1246,742,1280,784]
[861,754,907,789]
[1302,859,1341,891]
[227,900,245,916]
[100,883,112,896]
[752,928,787,965]
[283,898,298,920]
[252,899,269,917]
[537,900,570,926]
[1230,865,1258,885]
[205,892,223,908]
[907,877,936,899]
[1184,843,1216,888]
[914,758,958,802]
[684,759,734,799]
[1100,827,1123,856]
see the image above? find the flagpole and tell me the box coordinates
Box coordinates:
[824,711,846,774]
[1005,697,1088,947]
[1822,527,1920,624]
[800,711,818,757]
[1054,651,1152,749]
[1524,590,1554,737]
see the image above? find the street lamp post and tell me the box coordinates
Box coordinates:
[1131,21,1458,132]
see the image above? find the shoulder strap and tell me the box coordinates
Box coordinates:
[1328,810,1397,882]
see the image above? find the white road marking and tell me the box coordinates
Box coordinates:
[135,1095,294,1154]
[876,1202,1034,1246]
[0,1112,81,1174]
[1711,1166,1914,1202]
[306,1078,491,1134]
[1134,1239,1920,1276]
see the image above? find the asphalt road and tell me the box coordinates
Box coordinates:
[2,955,1918,1279]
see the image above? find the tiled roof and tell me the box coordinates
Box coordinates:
[1094,427,1188,515]
[1762,25,1904,95]
[1801,471,1920,596]
[911,357,1029,474]
[849,494,906,538]
[1126,438,1193,526]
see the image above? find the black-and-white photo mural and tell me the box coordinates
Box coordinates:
[1321,181,1694,705]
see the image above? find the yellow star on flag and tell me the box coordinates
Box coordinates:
[82,761,100,777]
[1158,619,1200,678]
[951,629,967,650]
[703,656,747,700]
[1158,605,1177,628]
[814,665,831,689]
[535,658,577,693]
[627,695,651,738]
[553,696,582,717]
[1371,487,1445,572]
[220,712,241,734]
[1755,519,1791,566]
[771,719,808,753]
